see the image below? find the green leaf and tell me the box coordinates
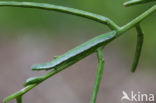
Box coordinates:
[131,24,144,72]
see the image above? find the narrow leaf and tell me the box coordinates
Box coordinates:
[131,24,144,72]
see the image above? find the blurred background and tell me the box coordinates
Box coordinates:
[0,0,156,103]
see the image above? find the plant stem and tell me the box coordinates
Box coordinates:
[118,5,156,35]
[90,47,104,103]
[3,86,34,103]
[123,0,155,7]
[0,1,119,30]
[131,24,144,72]
[2,1,156,103]
[3,64,69,103]
[0,1,155,33]
[16,96,22,103]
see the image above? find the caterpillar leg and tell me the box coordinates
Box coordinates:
[90,47,104,103]
[131,24,144,72]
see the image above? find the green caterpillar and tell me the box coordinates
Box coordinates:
[32,31,117,71]
[23,31,117,86]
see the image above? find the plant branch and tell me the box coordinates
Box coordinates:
[118,5,156,35]
[3,31,117,103]
[0,1,155,35]
[2,1,156,103]
[131,24,144,72]
[3,85,35,103]
[3,63,71,103]
[0,1,120,30]
[16,96,22,103]
[124,0,156,7]
[90,47,104,103]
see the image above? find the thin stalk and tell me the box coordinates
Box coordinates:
[0,1,119,30]
[3,47,105,103]
[90,47,104,103]
[3,85,35,103]
[131,24,144,72]
[123,0,155,7]
[0,1,155,36]
[16,96,22,103]
[2,1,156,103]
[3,64,69,103]
[118,5,156,35]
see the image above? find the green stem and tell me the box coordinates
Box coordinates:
[118,5,156,35]
[2,1,156,103]
[16,96,22,103]
[123,0,156,7]
[0,1,119,30]
[3,85,34,103]
[3,62,73,103]
[0,1,155,36]
[131,24,144,72]
[90,47,104,103]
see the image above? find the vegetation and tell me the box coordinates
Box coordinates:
[2,0,155,103]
